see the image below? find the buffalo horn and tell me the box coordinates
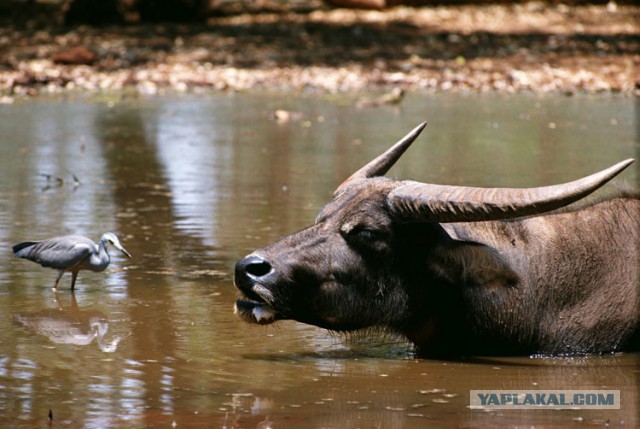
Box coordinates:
[388,159,634,222]
[335,122,427,194]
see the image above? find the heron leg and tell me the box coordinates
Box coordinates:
[53,270,65,290]
[70,271,79,291]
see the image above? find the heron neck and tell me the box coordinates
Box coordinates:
[92,239,111,269]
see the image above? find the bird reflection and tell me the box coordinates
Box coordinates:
[13,292,125,352]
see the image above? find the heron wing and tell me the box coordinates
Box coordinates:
[16,236,95,270]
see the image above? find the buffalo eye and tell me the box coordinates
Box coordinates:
[352,228,379,241]
[340,223,389,252]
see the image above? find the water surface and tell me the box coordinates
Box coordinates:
[0,92,638,428]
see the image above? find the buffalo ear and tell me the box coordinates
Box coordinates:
[428,241,519,289]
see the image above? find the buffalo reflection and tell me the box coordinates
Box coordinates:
[13,293,125,352]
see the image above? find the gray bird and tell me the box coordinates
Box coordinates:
[13,232,131,290]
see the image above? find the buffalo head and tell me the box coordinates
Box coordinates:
[234,123,635,354]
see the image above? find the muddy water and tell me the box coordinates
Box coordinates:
[0,93,637,428]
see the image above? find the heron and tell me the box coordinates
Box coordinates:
[12,232,131,290]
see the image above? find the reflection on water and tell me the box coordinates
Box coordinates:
[0,93,637,428]
[14,293,124,352]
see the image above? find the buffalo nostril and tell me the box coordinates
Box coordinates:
[238,255,272,279]
[246,260,271,277]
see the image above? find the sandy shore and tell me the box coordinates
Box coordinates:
[1,2,638,99]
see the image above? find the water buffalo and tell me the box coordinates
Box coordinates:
[234,123,639,356]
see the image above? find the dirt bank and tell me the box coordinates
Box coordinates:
[0,2,638,99]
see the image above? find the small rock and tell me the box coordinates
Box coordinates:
[52,46,97,65]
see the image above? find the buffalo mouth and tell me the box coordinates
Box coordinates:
[233,286,280,325]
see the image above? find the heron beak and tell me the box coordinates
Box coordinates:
[116,244,132,258]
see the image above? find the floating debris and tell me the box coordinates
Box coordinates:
[68,171,81,187]
[356,87,405,108]
[385,405,406,411]
[39,173,64,186]
[269,109,304,123]
[419,388,446,395]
